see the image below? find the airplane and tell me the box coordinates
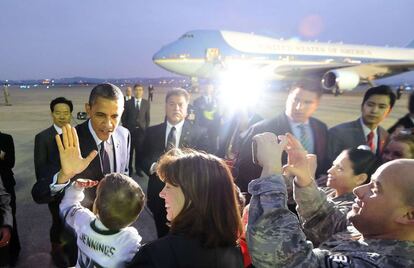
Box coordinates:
[152,30,414,95]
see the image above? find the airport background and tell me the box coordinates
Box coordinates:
[0,84,411,266]
[1,0,414,266]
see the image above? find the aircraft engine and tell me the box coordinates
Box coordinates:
[321,70,360,92]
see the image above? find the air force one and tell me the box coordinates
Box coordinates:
[153,30,414,94]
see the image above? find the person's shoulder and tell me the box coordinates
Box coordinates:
[123,99,132,108]
[329,119,358,131]
[184,119,203,130]
[36,125,55,137]
[194,95,203,101]
[140,234,194,252]
[135,234,177,258]
[120,226,142,242]
[115,125,129,135]
[123,225,140,234]
[249,114,282,132]
[309,117,328,128]
[0,132,12,140]
[147,122,165,131]
[68,205,96,227]
[75,120,89,132]
[378,125,388,136]
[193,96,204,105]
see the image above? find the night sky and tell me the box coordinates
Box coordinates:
[1,0,414,80]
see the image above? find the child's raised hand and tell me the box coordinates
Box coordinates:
[74,179,99,189]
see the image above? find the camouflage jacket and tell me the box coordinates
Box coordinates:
[295,183,355,246]
[247,175,414,268]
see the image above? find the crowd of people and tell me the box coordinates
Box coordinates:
[0,82,413,267]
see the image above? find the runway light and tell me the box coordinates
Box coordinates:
[217,62,266,113]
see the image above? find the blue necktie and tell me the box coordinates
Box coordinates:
[298,124,311,153]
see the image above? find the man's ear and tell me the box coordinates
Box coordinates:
[85,103,91,115]
[395,209,414,225]
[355,174,368,186]
[384,108,392,118]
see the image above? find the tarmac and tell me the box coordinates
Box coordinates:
[0,85,409,267]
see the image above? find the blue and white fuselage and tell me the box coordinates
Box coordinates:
[153,30,414,92]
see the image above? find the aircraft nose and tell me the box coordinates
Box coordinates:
[152,48,166,62]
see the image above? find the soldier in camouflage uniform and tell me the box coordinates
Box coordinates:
[247,132,414,268]
[297,147,379,246]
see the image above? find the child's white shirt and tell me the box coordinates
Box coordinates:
[60,184,142,268]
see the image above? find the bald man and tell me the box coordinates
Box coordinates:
[247,132,414,267]
[125,86,132,102]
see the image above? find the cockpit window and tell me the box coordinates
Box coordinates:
[180,34,194,39]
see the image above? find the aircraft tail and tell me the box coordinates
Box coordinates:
[406,39,414,48]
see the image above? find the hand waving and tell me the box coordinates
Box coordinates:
[56,125,98,184]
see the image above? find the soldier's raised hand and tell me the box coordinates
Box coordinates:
[252,132,287,177]
[283,133,317,187]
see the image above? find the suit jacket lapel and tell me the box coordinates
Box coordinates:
[78,120,102,174]
[279,114,293,134]
[49,125,58,136]
[111,134,119,172]
[179,121,191,147]
[354,119,367,144]
[376,127,388,155]
[309,118,321,155]
[160,122,168,152]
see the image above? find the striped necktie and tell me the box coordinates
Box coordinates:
[298,124,311,153]
[166,127,176,150]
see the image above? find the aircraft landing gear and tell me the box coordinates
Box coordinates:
[332,87,343,96]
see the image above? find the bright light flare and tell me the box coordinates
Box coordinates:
[217,63,267,114]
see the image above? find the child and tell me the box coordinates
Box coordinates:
[55,124,145,267]
[60,173,145,268]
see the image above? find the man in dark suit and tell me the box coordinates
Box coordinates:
[122,84,150,176]
[0,179,13,267]
[148,84,154,102]
[139,88,210,238]
[124,86,133,102]
[33,97,73,267]
[328,85,396,164]
[235,86,328,198]
[121,86,132,127]
[193,84,220,152]
[32,83,130,266]
[388,91,414,134]
[0,131,20,266]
